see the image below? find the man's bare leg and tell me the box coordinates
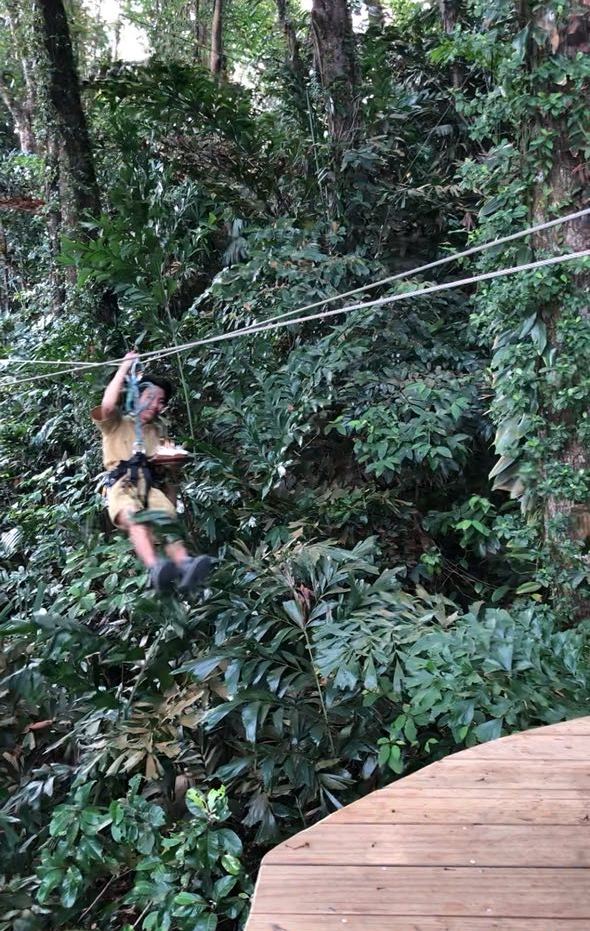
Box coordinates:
[165,540,190,566]
[116,510,179,592]
[117,511,159,569]
[116,511,211,593]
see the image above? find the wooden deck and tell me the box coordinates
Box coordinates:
[245,717,590,930]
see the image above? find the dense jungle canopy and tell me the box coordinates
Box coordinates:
[0,0,589,927]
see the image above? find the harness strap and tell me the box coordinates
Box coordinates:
[107,357,164,507]
[104,451,157,508]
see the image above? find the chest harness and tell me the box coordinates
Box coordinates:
[103,360,161,506]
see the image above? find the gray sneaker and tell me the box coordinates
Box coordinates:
[149,559,181,593]
[178,555,213,592]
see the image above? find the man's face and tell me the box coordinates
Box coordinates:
[139,385,167,422]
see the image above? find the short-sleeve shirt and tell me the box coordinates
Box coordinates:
[91,405,162,470]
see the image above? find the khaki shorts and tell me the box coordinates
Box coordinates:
[106,477,177,526]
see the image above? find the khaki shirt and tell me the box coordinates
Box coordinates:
[91,405,162,470]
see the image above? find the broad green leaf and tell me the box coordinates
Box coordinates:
[475,719,503,742]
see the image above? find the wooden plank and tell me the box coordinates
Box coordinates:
[264,824,590,867]
[405,760,590,791]
[384,786,590,798]
[250,866,590,917]
[460,735,590,760]
[246,720,590,930]
[247,918,590,931]
[525,717,590,736]
[327,792,590,825]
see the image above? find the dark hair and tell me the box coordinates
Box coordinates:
[138,374,175,403]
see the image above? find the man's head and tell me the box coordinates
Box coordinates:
[137,375,174,423]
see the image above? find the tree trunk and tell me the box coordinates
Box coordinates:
[34,0,101,221]
[34,0,118,322]
[0,81,37,153]
[14,106,36,153]
[438,0,462,87]
[0,224,12,315]
[1,0,39,153]
[45,132,65,313]
[191,0,207,65]
[438,0,458,33]
[532,5,590,619]
[365,1,385,29]
[276,0,306,83]
[112,17,121,59]
[311,0,359,145]
[210,0,224,77]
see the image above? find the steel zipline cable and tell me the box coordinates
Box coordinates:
[0,206,589,389]
[1,244,589,391]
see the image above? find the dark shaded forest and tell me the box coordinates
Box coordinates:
[0,0,589,927]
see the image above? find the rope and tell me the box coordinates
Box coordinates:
[127,359,146,452]
[1,205,588,378]
[140,247,590,357]
[224,204,590,338]
[1,246,588,391]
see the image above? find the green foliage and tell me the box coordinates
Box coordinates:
[331,377,475,481]
[64,164,217,319]
[424,496,501,559]
[370,604,590,771]
[1,0,590,927]
[23,778,250,929]
[451,0,590,617]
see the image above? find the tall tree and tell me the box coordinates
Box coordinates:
[0,0,38,153]
[438,0,459,35]
[210,0,224,76]
[365,0,385,30]
[0,82,36,154]
[532,3,590,615]
[34,0,101,221]
[486,0,590,620]
[438,0,461,87]
[310,0,359,144]
[275,0,306,84]
[0,222,12,314]
[45,130,65,313]
[34,0,117,321]
[191,0,209,65]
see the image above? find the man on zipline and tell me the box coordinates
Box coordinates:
[91,350,211,593]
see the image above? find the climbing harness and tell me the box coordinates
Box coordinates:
[102,454,154,507]
[103,359,161,507]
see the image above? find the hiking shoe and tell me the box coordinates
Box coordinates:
[178,555,213,592]
[149,559,181,593]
